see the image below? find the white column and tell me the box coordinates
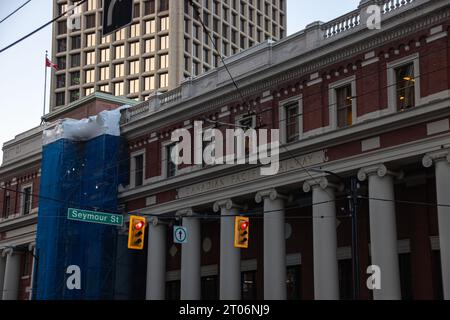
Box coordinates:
[28,243,36,300]
[303,177,341,300]
[146,217,167,300]
[2,248,21,300]
[358,164,402,300]
[423,150,450,299]
[255,189,288,300]
[178,209,201,300]
[214,199,242,300]
[0,252,6,301]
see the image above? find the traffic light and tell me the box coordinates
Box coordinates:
[128,215,146,250]
[234,216,250,249]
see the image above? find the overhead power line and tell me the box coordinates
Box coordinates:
[0,0,32,25]
[0,0,87,54]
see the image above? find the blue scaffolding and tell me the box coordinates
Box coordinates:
[34,116,129,299]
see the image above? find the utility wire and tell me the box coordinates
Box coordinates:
[1,12,450,217]
[0,0,87,54]
[2,56,448,216]
[6,42,446,181]
[0,0,32,25]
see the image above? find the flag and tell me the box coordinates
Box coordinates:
[46,57,59,70]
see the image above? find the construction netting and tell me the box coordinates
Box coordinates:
[34,108,130,299]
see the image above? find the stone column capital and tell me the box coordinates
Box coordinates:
[255,189,291,204]
[213,199,244,213]
[176,208,195,217]
[28,242,36,252]
[303,177,344,193]
[2,248,14,258]
[148,216,168,227]
[358,164,404,182]
[422,149,450,168]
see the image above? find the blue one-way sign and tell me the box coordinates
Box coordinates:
[174,226,188,244]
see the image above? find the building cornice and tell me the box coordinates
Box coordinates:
[121,0,450,139]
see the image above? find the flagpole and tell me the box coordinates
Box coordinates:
[42,50,48,122]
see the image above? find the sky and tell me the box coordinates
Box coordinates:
[0,0,361,161]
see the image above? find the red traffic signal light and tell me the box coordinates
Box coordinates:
[234,216,250,249]
[128,215,146,250]
[135,220,145,231]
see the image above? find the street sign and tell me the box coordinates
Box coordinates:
[173,226,188,244]
[102,0,133,37]
[67,208,123,226]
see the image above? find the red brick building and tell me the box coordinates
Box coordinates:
[119,0,450,300]
[1,0,450,301]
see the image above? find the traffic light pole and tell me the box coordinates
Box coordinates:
[348,177,360,300]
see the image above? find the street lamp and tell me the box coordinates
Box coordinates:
[309,168,360,300]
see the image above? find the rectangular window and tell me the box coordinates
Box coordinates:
[70,90,80,102]
[145,57,155,72]
[85,87,95,96]
[287,266,301,300]
[160,16,169,31]
[71,36,81,50]
[201,276,219,300]
[160,54,169,69]
[335,84,353,128]
[130,60,140,75]
[57,39,66,53]
[99,84,110,93]
[160,35,169,50]
[144,0,156,15]
[395,63,415,111]
[144,76,155,91]
[71,54,80,68]
[115,29,125,41]
[130,42,140,56]
[100,66,110,81]
[56,92,65,106]
[114,82,124,96]
[85,69,95,83]
[159,0,169,11]
[165,281,180,300]
[2,194,11,218]
[115,63,124,77]
[146,20,156,34]
[87,0,97,11]
[134,154,144,187]
[285,102,299,143]
[86,51,96,65]
[241,271,257,300]
[145,38,156,53]
[129,78,140,94]
[115,45,125,59]
[57,21,67,35]
[160,73,168,88]
[86,33,96,47]
[100,48,110,62]
[21,186,32,215]
[85,14,96,29]
[71,71,80,85]
[57,57,66,70]
[56,74,65,88]
[130,23,140,37]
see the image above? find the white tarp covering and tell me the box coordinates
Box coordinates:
[43,106,130,146]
